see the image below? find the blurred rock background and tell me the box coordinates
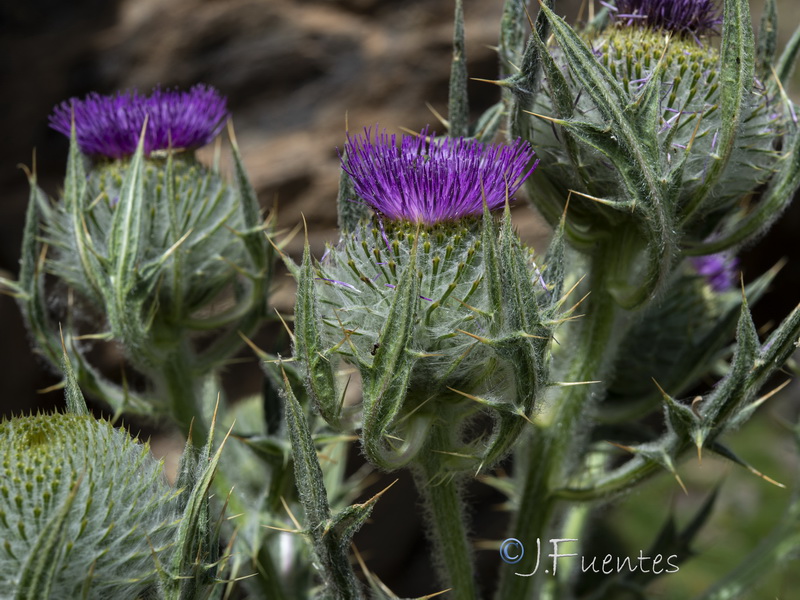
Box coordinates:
[1,0,799,597]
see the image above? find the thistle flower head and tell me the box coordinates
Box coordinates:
[49,84,228,159]
[341,126,537,225]
[690,252,739,292]
[609,0,722,37]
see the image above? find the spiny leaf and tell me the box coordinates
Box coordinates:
[776,19,800,86]
[60,329,89,417]
[757,0,778,79]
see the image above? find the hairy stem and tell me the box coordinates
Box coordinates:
[498,240,626,599]
[416,429,478,600]
[158,343,207,446]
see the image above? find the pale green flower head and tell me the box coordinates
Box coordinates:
[0,412,180,599]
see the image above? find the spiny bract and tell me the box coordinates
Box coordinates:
[528,24,781,245]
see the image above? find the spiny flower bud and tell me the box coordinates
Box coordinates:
[527,0,781,243]
[295,128,555,473]
[509,0,798,306]
[0,412,180,598]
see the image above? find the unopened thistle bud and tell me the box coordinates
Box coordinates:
[295,127,555,473]
[509,0,798,304]
[0,412,180,598]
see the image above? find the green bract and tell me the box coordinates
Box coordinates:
[0,413,179,599]
[529,27,781,245]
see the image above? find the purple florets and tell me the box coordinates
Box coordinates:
[341,127,538,225]
[690,252,739,292]
[607,0,722,37]
[49,84,228,159]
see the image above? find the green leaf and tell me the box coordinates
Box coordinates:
[748,301,800,393]
[282,366,330,530]
[336,145,370,234]
[164,425,228,599]
[281,367,365,599]
[776,20,800,86]
[61,335,89,417]
[230,124,269,270]
[481,202,503,329]
[693,297,759,447]
[108,124,146,297]
[757,0,778,79]
[499,0,529,81]
[63,118,86,212]
[542,209,566,312]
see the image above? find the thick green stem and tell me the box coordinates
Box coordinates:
[159,344,208,447]
[416,430,478,600]
[497,242,625,599]
[159,345,290,598]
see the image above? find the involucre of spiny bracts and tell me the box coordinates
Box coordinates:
[526,0,782,247]
[36,85,268,369]
[0,412,180,598]
[293,127,560,473]
[507,0,798,310]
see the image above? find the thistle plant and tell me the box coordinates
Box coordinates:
[489,0,800,598]
[504,0,796,307]
[2,0,800,599]
[286,123,562,597]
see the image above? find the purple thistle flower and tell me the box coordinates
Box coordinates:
[607,0,722,37]
[690,252,739,292]
[341,126,538,225]
[49,84,228,159]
